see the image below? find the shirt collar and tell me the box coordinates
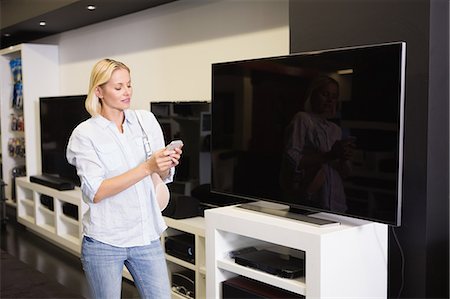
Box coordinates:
[93,109,135,128]
[124,109,136,125]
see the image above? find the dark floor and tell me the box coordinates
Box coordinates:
[1,205,140,299]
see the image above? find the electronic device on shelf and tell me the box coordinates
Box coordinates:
[211,42,406,226]
[171,269,195,299]
[165,233,195,264]
[11,165,26,200]
[40,194,54,211]
[39,95,90,187]
[232,248,304,279]
[62,202,78,220]
[30,174,75,191]
[222,276,304,298]
[162,194,199,219]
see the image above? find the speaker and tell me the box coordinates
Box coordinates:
[62,202,78,220]
[162,195,199,219]
[40,194,54,211]
[222,276,304,298]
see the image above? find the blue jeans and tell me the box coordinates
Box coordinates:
[81,236,170,299]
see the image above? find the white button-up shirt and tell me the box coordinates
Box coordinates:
[66,109,172,247]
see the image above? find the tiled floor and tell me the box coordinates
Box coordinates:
[1,207,140,298]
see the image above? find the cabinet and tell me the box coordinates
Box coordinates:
[15,176,140,280]
[205,205,388,299]
[15,176,207,297]
[15,176,86,255]
[162,216,206,299]
[15,177,134,280]
[0,44,59,205]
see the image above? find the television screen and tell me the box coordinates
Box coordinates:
[40,95,90,186]
[211,42,406,226]
[151,101,211,192]
[151,101,248,208]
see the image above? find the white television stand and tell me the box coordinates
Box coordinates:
[205,205,387,299]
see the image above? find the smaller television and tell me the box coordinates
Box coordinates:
[39,95,90,186]
[151,101,247,208]
[151,101,211,189]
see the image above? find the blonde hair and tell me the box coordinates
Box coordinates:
[304,76,339,113]
[85,59,130,117]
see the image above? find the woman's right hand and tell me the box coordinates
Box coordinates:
[144,148,174,175]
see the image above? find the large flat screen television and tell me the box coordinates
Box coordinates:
[211,42,406,226]
[39,95,90,186]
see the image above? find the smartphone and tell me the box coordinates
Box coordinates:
[166,140,183,150]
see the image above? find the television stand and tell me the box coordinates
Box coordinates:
[206,205,388,298]
[238,202,339,227]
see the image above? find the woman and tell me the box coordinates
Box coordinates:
[66,58,182,299]
[280,75,353,212]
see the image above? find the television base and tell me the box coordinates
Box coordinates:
[238,202,339,227]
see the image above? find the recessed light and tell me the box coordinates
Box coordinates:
[86,5,96,11]
[337,69,353,75]
[39,21,46,26]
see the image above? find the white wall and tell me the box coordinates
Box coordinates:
[38,0,290,110]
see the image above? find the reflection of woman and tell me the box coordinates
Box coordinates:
[280,76,352,212]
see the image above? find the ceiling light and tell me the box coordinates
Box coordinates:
[337,69,353,75]
[3,33,11,37]
[39,21,46,26]
[86,5,96,11]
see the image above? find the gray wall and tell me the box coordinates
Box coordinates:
[289,0,449,298]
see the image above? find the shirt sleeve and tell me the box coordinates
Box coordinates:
[66,126,105,202]
[139,110,175,184]
[285,112,309,173]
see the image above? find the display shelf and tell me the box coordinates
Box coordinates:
[60,213,79,226]
[205,205,388,299]
[19,214,34,225]
[36,205,55,230]
[166,255,196,271]
[0,43,59,202]
[164,215,205,237]
[14,176,206,293]
[5,198,17,207]
[171,292,186,299]
[217,257,306,294]
[121,266,132,281]
[40,223,56,234]
[15,176,85,255]
[163,216,206,299]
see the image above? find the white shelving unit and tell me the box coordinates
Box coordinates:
[205,205,388,299]
[15,176,86,255]
[0,43,59,205]
[15,177,134,281]
[163,216,206,299]
[15,176,207,297]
